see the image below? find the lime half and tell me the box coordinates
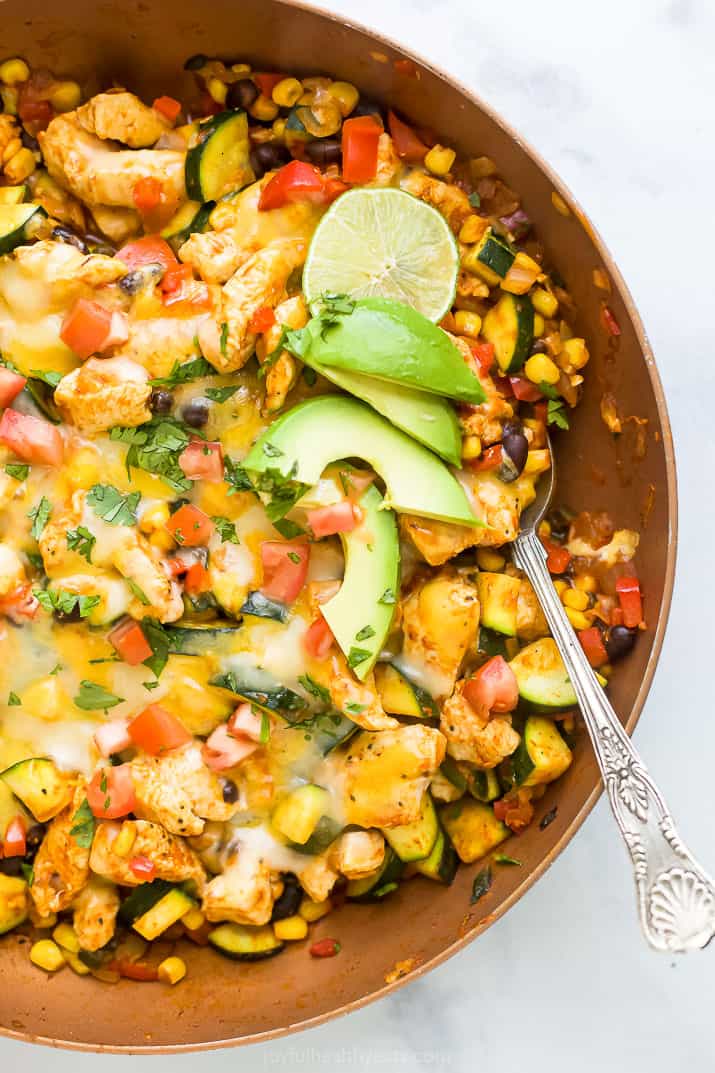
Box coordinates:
[303,187,459,323]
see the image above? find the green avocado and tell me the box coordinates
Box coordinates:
[320,482,399,679]
[296,297,486,404]
[244,396,478,527]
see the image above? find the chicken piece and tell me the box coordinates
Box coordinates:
[72,877,120,952]
[111,539,184,623]
[29,169,87,233]
[440,680,520,768]
[516,578,549,641]
[77,91,170,149]
[89,819,206,892]
[39,113,185,211]
[567,528,640,567]
[179,229,255,286]
[256,294,308,414]
[31,783,90,917]
[202,850,280,926]
[429,769,465,803]
[116,314,213,378]
[456,270,490,300]
[90,204,142,244]
[198,240,306,373]
[401,171,473,233]
[0,471,20,511]
[0,240,126,314]
[371,133,403,187]
[54,356,152,433]
[329,830,385,880]
[333,724,445,828]
[130,744,238,837]
[449,334,514,446]
[310,651,397,731]
[298,852,339,903]
[401,570,480,697]
[0,543,26,598]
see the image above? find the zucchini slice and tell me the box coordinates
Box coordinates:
[210,671,306,716]
[414,828,459,884]
[382,792,439,862]
[118,879,177,925]
[477,626,509,660]
[477,572,521,637]
[283,710,359,755]
[289,814,343,856]
[463,229,515,283]
[132,887,196,941]
[0,781,31,840]
[0,757,73,823]
[185,110,254,202]
[373,663,438,720]
[240,591,288,623]
[440,798,509,863]
[439,756,468,794]
[0,203,47,256]
[509,715,572,787]
[160,200,213,249]
[509,637,577,709]
[0,186,26,205]
[481,293,534,373]
[272,784,331,845]
[346,845,404,901]
[468,768,501,803]
[0,874,27,935]
[168,623,244,655]
[208,922,285,961]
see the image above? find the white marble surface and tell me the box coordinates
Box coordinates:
[2,0,713,1068]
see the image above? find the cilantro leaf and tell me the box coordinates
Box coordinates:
[494,853,522,866]
[127,579,150,605]
[298,674,330,704]
[140,617,171,678]
[34,589,101,619]
[379,588,396,605]
[87,484,140,526]
[5,462,29,481]
[262,442,283,458]
[7,692,20,706]
[205,385,239,404]
[355,625,375,641]
[66,526,96,564]
[28,496,52,540]
[69,798,96,848]
[30,368,62,388]
[259,711,271,744]
[468,192,481,208]
[537,381,560,400]
[272,518,305,539]
[345,702,366,715]
[347,646,371,669]
[212,516,239,543]
[110,418,196,493]
[219,322,229,357]
[546,398,569,430]
[74,680,124,711]
[223,456,253,495]
[148,357,214,388]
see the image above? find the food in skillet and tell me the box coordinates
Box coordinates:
[0,56,644,982]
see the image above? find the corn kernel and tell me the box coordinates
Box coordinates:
[537,520,551,540]
[565,607,591,631]
[470,155,496,179]
[4,147,35,183]
[207,77,227,105]
[112,820,136,858]
[139,501,170,534]
[251,95,279,122]
[65,952,91,976]
[181,907,205,931]
[0,59,30,85]
[158,956,187,985]
[553,579,569,597]
[574,574,598,594]
[273,914,308,941]
[424,144,456,177]
[600,663,613,679]
[30,939,65,973]
[458,215,488,244]
[562,587,590,612]
[327,80,359,116]
[561,337,589,371]
[2,138,22,165]
[231,63,252,75]
[52,923,80,954]
[551,191,571,217]
[523,449,551,475]
[272,77,303,109]
[524,354,559,386]
[533,313,545,337]
[272,117,286,140]
[299,897,332,922]
[461,434,482,461]
[476,548,505,571]
[531,288,559,319]
[50,81,81,113]
[149,529,175,552]
[454,310,482,338]
[66,447,100,490]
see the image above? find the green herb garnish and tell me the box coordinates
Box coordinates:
[66,526,96,564]
[87,484,140,526]
[28,496,52,540]
[69,798,96,848]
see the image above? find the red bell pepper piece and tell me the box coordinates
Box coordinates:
[165,503,214,546]
[387,110,428,162]
[541,539,571,575]
[132,176,164,213]
[152,95,182,123]
[615,575,643,628]
[577,626,609,668]
[341,116,381,183]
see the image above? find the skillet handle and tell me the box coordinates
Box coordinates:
[513,528,715,952]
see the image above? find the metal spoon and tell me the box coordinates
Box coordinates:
[512,436,715,951]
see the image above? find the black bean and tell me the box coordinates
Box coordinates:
[227,78,259,112]
[270,874,303,921]
[605,625,637,663]
[0,857,23,877]
[51,226,89,254]
[21,129,39,152]
[305,138,342,168]
[118,263,165,296]
[184,53,208,71]
[352,99,384,123]
[529,339,548,356]
[498,422,529,483]
[181,398,209,428]
[54,605,82,624]
[221,778,239,804]
[149,388,174,415]
[250,142,291,178]
[25,824,45,850]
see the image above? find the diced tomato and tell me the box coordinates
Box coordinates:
[116,235,178,273]
[509,376,544,402]
[152,95,182,123]
[259,160,326,211]
[160,263,193,297]
[165,504,214,547]
[228,702,264,743]
[387,110,428,162]
[248,306,276,334]
[0,409,63,467]
[468,444,502,473]
[178,440,224,482]
[542,539,571,575]
[159,263,212,313]
[108,618,153,666]
[183,561,210,596]
[303,615,335,660]
[393,58,419,78]
[17,93,52,130]
[468,341,495,375]
[94,718,132,758]
[533,401,548,425]
[87,764,136,819]
[60,299,128,360]
[577,626,609,669]
[463,655,519,714]
[133,176,164,213]
[129,854,156,881]
[341,116,381,183]
[309,937,341,958]
[254,73,283,97]
[0,367,27,408]
[108,959,159,982]
[0,583,40,624]
[322,177,349,203]
[615,575,643,629]
[128,704,192,755]
[202,724,258,772]
[601,305,621,337]
[260,540,310,603]
[3,816,26,857]
[494,789,534,833]
[307,500,358,539]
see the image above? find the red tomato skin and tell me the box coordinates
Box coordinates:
[178,440,224,482]
[0,582,40,623]
[152,95,181,122]
[0,409,63,467]
[183,561,210,596]
[258,160,325,211]
[254,73,283,97]
[129,855,156,881]
[260,541,310,603]
[133,177,164,213]
[463,656,519,714]
[509,377,544,402]
[303,616,335,660]
[542,539,571,575]
[468,444,502,473]
[166,504,214,547]
[128,704,192,755]
[341,116,381,183]
[307,500,358,539]
[116,236,178,273]
[108,618,153,666]
[469,341,495,375]
[3,816,26,857]
[109,959,159,982]
[387,110,428,162]
[309,937,341,958]
[248,306,276,334]
[87,764,136,819]
[60,298,113,360]
[0,367,27,408]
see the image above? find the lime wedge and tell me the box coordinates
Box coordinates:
[303,187,459,323]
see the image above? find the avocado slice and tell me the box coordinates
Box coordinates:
[320,482,399,679]
[295,297,486,404]
[244,396,478,527]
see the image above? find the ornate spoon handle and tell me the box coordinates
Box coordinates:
[513,529,715,952]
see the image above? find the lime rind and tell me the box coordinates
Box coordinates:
[303,187,459,323]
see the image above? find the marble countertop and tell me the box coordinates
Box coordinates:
[2,0,713,1068]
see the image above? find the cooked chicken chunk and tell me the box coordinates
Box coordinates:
[31,784,90,916]
[256,294,308,414]
[116,314,214,378]
[429,769,465,803]
[310,651,397,732]
[567,528,639,566]
[202,850,280,926]
[111,537,184,623]
[329,830,385,880]
[440,680,520,768]
[130,744,238,837]
[372,133,403,187]
[54,356,152,433]
[0,240,125,314]
[90,204,141,244]
[401,171,472,233]
[89,819,206,892]
[298,852,339,903]
[77,91,170,149]
[333,724,445,828]
[401,570,480,697]
[0,543,26,598]
[449,334,515,446]
[208,538,255,619]
[516,578,549,641]
[72,877,120,952]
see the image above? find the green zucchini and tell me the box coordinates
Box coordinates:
[118,879,176,925]
[374,663,439,720]
[0,874,27,935]
[240,590,288,623]
[509,637,577,709]
[132,887,195,941]
[160,200,214,249]
[289,814,343,856]
[271,784,331,845]
[382,793,439,863]
[283,710,359,755]
[210,670,306,715]
[0,781,31,841]
[477,572,521,637]
[0,203,47,256]
[414,828,459,884]
[481,293,534,374]
[508,715,572,787]
[23,376,62,424]
[185,111,254,202]
[463,228,515,281]
[440,798,509,863]
[0,757,73,823]
[439,756,468,793]
[208,922,285,960]
[0,186,26,205]
[477,626,509,660]
[468,768,501,803]
[168,623,244,655]
[346,845,404,901]
[284,107,312,148]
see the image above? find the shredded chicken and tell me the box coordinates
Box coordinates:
[72,877,120,952]
[400,569,480,697]
[255,294,308,414]
[130,744,239,837]
[202,850,280,925]
[77,91,170,149]
[54,356,152,433]
[31,783,90,916]
[89,819,207,892]
[440,680,520,768]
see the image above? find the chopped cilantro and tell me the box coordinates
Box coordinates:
[223,456,253,495]
[287,551,301,564]
[69,798,96,848]
[262,442,283,458]
[66,526,96,564]
[345,702,366,715]
[347,646,371,669]
[87,484,140,526]
[212,516,239,543]
[493,853,522,866]
[73,681,124,711]
[7,692,20,706]
[298,674,330,704]
[140,617,171,678]
[547,398,569,430]
[127,579,150,605]
[148,357,213,387]
[28,496,52,540]
[110,419,196,494]
[272,518,305,539]
[34,589,101,619]
[219,321,229,357]
[5,462,29,481]
[259,711,271,744]
[468,192,481,208]
[355,625,375,641]
[379,588,396,605]
[29,368,62,388]
[205,385,239,404]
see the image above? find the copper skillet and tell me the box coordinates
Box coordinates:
[0,0,677,1053]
